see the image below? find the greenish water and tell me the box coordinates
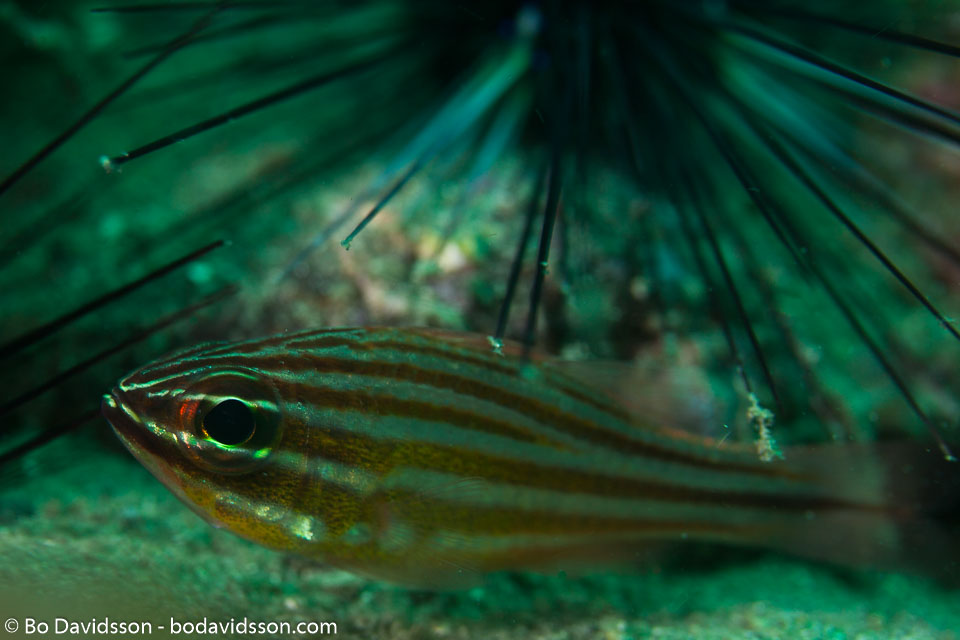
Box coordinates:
[2,2,959,638]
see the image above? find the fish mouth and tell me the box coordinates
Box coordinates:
[101,387,152,456]
[101,388,136,435]
[101,388,190,499]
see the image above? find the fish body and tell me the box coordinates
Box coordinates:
[102,326,904,586]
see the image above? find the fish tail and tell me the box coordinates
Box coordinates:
[755,444,959,578]
[882,445,960,582]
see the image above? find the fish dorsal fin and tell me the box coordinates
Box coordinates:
[541,359,725,439]
[401,327,538,360]
[407,327,727,440]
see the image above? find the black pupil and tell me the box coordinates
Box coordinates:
[202,398,256,446]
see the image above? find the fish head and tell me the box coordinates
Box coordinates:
[101,345,312,547]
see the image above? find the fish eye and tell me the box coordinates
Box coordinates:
[201,398,257,446]
[176,368,283,474]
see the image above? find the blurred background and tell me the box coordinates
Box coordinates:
[1,1,959,638]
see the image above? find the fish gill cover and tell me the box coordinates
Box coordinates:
[0,1,959,638]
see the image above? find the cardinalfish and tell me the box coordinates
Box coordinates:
[101,327,948,586]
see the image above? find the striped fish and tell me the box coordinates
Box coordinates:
[101,326,912,586]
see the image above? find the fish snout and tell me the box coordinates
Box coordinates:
[101,388,139,435]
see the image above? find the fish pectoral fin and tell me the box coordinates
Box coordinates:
[400,474,492,506]
[354,476,492,587]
